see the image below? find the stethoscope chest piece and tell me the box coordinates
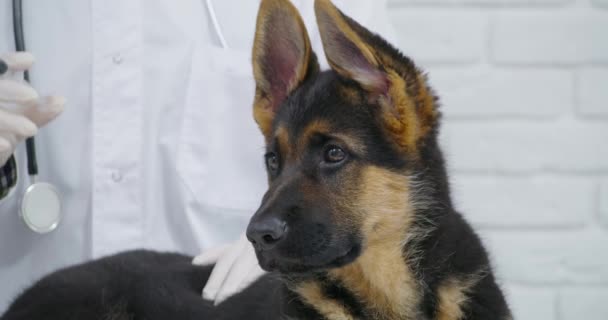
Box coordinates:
[20,182,62,233]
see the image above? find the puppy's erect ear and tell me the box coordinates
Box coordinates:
[315,0,439,153]
[314,0,387,94]
[252,0,319,138]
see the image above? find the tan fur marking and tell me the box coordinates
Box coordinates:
[295,282,355,320]
[379,70,420,153]
[329,166,421,319]
[298,120,331,154]
[275,125,292,160]
[338,85,362,105]
[297,120,367,157]
[414,73,439,139]
[436,275,484,320]
[371,51,438,152]
[253,93,274,138]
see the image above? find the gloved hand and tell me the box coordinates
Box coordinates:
[193,234,266,305]
[0,52,65,167]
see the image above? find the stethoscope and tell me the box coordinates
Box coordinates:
[0,0,62,234]
[0,0,228,234]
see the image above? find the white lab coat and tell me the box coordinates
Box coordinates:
[0,0,394,312]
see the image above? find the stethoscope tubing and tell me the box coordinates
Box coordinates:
[12,0,38,178]
[205,0,229,49]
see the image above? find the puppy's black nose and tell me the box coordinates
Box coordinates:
[246,217,287,250]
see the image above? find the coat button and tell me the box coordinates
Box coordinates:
[112,54,123,64]
[111,170,123,182]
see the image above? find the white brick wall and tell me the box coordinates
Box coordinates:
[601,181,608,226]
[491,13,608,65]
[387,1,608,319]
[578,68,608,115]
[430,67,574,117]
[559,288,608,320]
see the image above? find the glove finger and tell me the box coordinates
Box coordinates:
[0,132,18,147]
[0,52,35,72]
[202,238,247,301]
[0,137,9,152]
[214,242,264,305]
[21,95,65,128]
[0,79,38,103]
[0,108,37,137]
[192,243,231,266]
[240,250,266,288]
[212,239,252,304]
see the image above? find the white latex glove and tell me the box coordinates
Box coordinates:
[0,52,65,166]
[193,234,266,305]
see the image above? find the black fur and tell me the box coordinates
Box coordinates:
[1,250,322,320]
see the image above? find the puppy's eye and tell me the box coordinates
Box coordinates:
[323,146,346,164]
[265,153,280,172]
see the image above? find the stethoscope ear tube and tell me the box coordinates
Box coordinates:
[205,0,228,49]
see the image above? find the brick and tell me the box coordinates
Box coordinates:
[491,13,608,64]
[388,10,485,64]
[578,68,608,116]
[504,285,557,320]
[452,175,594,227]
[559,288,608,320]
[600,181,608,227]
[440,120,608,173]
[481,229,608,284]
[389,0,570,6]
[427,67,573,117]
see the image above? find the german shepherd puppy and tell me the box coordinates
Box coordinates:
[2,0,512,319]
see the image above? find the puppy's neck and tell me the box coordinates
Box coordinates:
[293,232,421,319]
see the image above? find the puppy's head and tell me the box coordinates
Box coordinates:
[247,0,439,274]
